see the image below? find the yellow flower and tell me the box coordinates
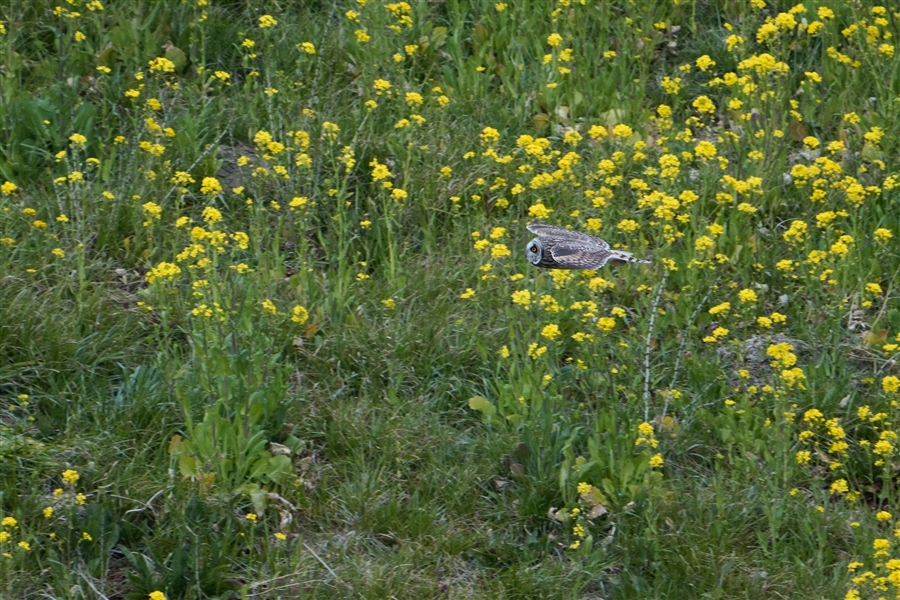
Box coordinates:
[142,202,162,223]
[883,376,900,393]
[258,15,277,28]
[403,92,424,107]
[62,469,80,485]
[617,219,639,232]
[661,76,682,94]
[694,140,717,159]
[322,121,341,141]
[528,203,552,219]
[146,262,182,284]
[291,305,309,324]
[875,228,893,242]
[200,207,221,225]
[738,289,757,303]
[695,55,715,71]
[692,97,716,115]
[875,439,894,456]
[588,125,608,140]
[829,479,848,494]
[611,124,633,139]
[709,302,730,315]
[149,591,167,600]
[460,288,476,299]
[694,235,714,251]
[370,160,391,181]
[783,220,807,243]
[261,299,277,315]
[171,171,195,185]
[597,317,616,332]
[563,130,581,145]
[775,259,794,271]
[373,79,391,93]
[480,127,500,144]
[511,290,532,307]
[490,243,511,258]
[148,57,176,73]
[541,324,561,340]
[226,231,247,250]
[200,177,222,196]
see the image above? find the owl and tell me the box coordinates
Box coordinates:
[525,219,651,270]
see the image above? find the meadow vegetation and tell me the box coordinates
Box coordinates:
[3,0,900,597]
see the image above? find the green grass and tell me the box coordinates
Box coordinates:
[3,0,900,598]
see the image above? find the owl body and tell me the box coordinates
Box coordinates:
[525,220,650,270]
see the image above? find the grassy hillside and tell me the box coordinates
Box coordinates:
[2,1,900,597]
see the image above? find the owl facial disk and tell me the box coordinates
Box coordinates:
[526,238,542,265]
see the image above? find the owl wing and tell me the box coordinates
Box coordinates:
[527,220,610,250]
[548,239,613,269]
[527,219,576,239]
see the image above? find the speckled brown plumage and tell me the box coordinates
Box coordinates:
[525,220,651,270]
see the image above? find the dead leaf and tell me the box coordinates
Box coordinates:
[588,503,608,519]
[862,329,886,347]
[269,442,292,456]
[532,112,551,128]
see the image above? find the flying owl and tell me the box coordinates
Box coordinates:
[525,219,651,270]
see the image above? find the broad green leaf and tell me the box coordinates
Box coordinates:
[468,395,496,416]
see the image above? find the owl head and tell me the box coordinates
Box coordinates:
[525,238,544,265]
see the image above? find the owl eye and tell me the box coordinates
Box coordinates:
[530,245,537,253]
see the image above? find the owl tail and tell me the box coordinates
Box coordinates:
[608,250,651,266]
